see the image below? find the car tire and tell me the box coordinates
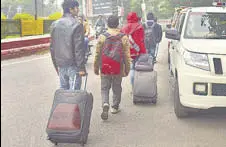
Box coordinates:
[174,79,189,118]
[133,101,137,105]
[152,99,157,104]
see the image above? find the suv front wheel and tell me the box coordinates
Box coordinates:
[174,78,189,118]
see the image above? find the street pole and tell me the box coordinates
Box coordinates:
[79,0,83,15]
[42,0,44,16]
[56,0,58,10]
[142,0,147,22]
[35,0,38,20]
[83,0,86,16]
[120,0,124,27]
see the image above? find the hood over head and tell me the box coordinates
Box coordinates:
[127,12,139,23]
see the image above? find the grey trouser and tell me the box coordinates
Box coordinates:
[101,75,122,109]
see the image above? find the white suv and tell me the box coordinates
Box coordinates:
[166,5,226,118]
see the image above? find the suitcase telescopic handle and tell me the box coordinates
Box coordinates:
[72,73,88,91]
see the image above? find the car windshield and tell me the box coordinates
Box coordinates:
[184,12,226,39]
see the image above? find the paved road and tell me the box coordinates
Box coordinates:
[1,38,226,147]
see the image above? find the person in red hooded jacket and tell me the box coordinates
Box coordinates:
[121,12,146,88]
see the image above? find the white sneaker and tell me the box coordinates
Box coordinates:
[111,107,121,114]
[101,103,109,120]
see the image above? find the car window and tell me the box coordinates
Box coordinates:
[175,13,186,34]
[172,13,178,23]
[184,12,226,39]
[175,14,181,30]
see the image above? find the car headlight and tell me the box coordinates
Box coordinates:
[183,50,210,71]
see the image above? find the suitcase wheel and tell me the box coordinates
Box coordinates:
[152,99,157,104]
[81,141,86,147]
[133,101,138,105]
[49,139,58,146]
[47,136,58,146]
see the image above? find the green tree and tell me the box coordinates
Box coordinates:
[130,0,143,16]
[48,12,63,20]
[1,0,33,18]
[169,0,225,7]
[130,0,226,19]
[1,0,60,18]
[130,0,174,19]
[157,0,174,19]
[13,13,35,20]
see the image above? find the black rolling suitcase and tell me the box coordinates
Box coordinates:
[133,54,157,104]
[46,74,93,146]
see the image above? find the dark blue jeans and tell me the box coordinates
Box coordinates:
[58,66,82,90]
[84,37,89,54]
[148,45,157,58]
[130,57,139,88]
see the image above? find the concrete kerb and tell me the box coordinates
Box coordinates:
[1,43,50,60]
[1,35,50,60]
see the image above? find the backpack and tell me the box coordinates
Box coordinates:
[101,32,124,75]
[144,21,157,50]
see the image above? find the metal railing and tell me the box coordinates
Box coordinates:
[43,20,55,34]
[1,20,21,39]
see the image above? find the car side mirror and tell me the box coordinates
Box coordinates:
[165,29,180,40]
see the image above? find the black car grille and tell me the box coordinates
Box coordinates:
[212,84,226,96]
[213,58,223,75]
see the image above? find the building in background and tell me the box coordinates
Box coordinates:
[86,0,93,17]
[77,0,131,25]
[85,0,130,17]
[92,0,113,16]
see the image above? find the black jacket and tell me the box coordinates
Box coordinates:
[50,13,85,71]
[143,20,163,45]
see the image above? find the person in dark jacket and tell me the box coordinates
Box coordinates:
[95,15,106,38]
[143,12,162,63]
[95,15,106,29]
[50,0,86,90]
[154,17,163,62]
[121,12,146,88]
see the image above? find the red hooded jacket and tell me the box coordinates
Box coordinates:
[121,12,146,59]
